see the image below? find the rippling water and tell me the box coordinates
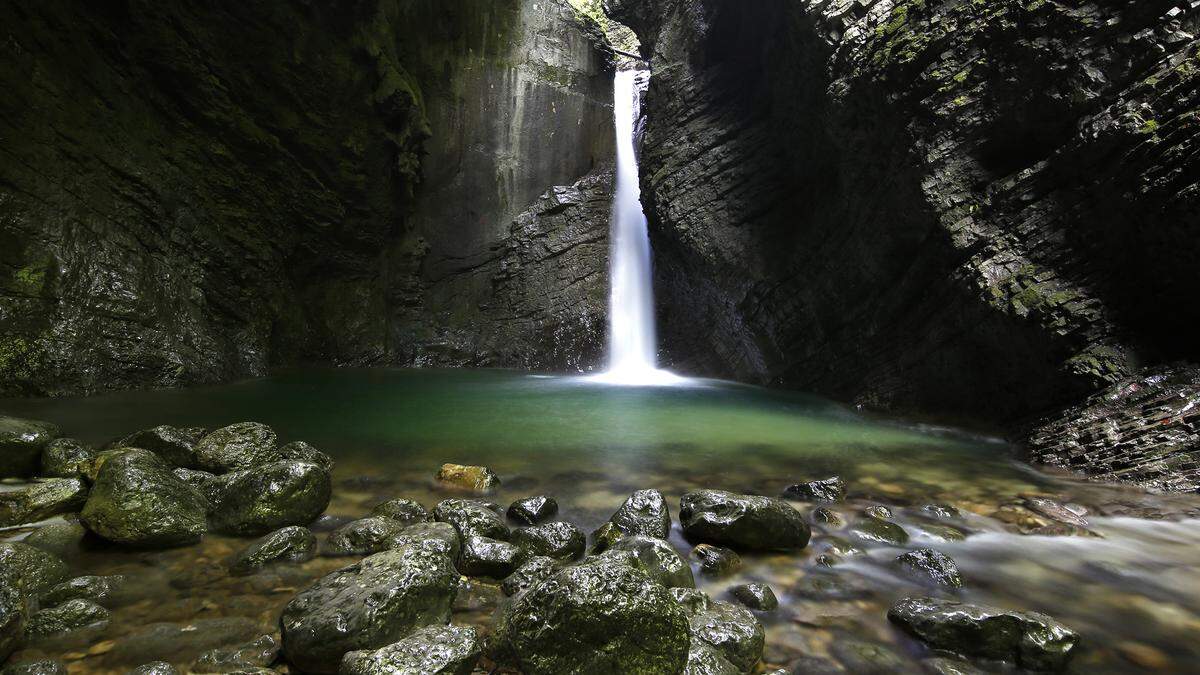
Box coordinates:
[3,368,1200,672]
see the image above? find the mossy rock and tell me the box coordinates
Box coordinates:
[115,426,204,469]
[24,599,109,640]
[80,449,207,548]
[340,624,481,675]
[39,438,96,479]
[323,517,406,557]
[193,422,281,474]
[606,535,694,589]
[0,415,59,478]
[433,498,509,541]
[208,461,330,536]
[229,527,317,576]
[510,521,585,562]
[0,478,88,527]
[0,542,70,599]
[679,490,810,551]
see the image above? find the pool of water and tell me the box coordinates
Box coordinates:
[4,368,1200,672]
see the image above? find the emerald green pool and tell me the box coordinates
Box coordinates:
[3,369,1200,673]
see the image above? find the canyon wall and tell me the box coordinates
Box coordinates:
[0,0,613,396]
[610,0,1199,487]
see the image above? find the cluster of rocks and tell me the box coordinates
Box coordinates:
[3,413,1085,673]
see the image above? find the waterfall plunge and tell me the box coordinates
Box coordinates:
[593,70,682,386]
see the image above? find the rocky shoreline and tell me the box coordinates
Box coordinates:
[4,413,1200,673]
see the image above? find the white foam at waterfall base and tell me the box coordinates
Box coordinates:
[592,69,684,387]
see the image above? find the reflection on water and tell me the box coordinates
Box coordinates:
[3,368,1200,673]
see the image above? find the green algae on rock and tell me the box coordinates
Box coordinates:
[340,624,481,675]
[0,416,59,478]
[80,449,207,548]
[207,461,331,536]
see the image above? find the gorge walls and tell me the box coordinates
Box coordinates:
[610,0,1199,486]
[0,0,614,396]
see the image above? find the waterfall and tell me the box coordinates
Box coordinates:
[594,69,681,386]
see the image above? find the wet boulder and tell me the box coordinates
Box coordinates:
[685,640,741,675]
[433,498,509,541]
[783,476,846,503]
[691,544,741,577]
[128,663,178,675]
[39,438,95,479]
[340,625,481,675]
[1,660,68,675]
[40,575,132,607]
[1,580,26,662]
[115,426,204,469]
[811,507,844,527]
[0,478,88,527]
[689,601,765,672]
[229,526,317,575]
[323,517,406,557]
[1,416,59,478]
[80,449,207,547]
[370,498,430,525]
[435,463,499,493]
[208,460,330,536]
[0,543,70,599]
[497,552,690,674]
[680,490,810,551]
[850,516,909,546]
[609,488,671,539]
[888,597,1079,671]
[895,549,963,589]
[191,634,278,673]
[507,495,558,525]
[278,441,334,473]
[501,556,557,597]
[607,535,694,588]
[589,521,624,554]
[193,422,280,474]
[830,638,913,674]
[24,599,109,640]
[22,523,85,559]
[387,522,461,561]
[670,587,714,617]
[171,468,222,505]
[730,583,778,611]
[510,521,585,562]
[458,536,527,579]
[279,543,458,673]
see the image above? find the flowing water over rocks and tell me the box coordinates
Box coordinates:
[2,369,1200,672]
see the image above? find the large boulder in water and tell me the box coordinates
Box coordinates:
[192,422,280,473]
[497,551,690,674]
[80,449,207,547]
[1,581,25,662]
[39,438,96,479]
[1,415,59,478]
[609,489,671,539]
[433,498,509,541]
[606,535,694,589]
[279,543,458,673]
[115,425,204,469]
[387,522,461,561]
[679,490,810,551]
[229,527,317,576]
[888,597,1079,671]
[322,517,406,557]
[689,601,765,672]
[510,521,585,562]
[208,460,330,536]
[0,478,88,527]
[340,624,481,675]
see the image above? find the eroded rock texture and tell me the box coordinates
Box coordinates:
[0,0,613,396]
[612,0,1199,486]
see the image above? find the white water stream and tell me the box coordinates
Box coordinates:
[594,70,682,386]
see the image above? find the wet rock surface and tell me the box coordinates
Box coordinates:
[510,521,586,562]
[730,583,778,611]
[501,556,558,597]
[507,496,558,525]
[229,527,317,575]
[895,549,964,589]
[691,544,741,577]
[369,498,431,525]
[434,499,510,541]
[190,634,278,673]
[680,490,810,551]
[80,449,208,547]
[340,624,480,675]
[689,601,765,672]
[24,599,110,640]
[0,580,24,662]
[115,426,204,470]
[208,460,331,536]
[888,596,1080,671]
[0,417,59,478]
[0,479,88,528]
[40,575,131,608]
[436,463,500,493]
[193,423,280,474]
[783,477,846,503]
[850,516,910,546]
[388,522,461,561]
[458,536,527,579]
[38,439,95,479]
[279,543,458,673]
[322,517,406,557]
[607,535,694,589]
[608,488,672,539]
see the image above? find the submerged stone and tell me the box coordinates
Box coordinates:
[370,498,430,525]
[193,422,280,474]
[39,438,96,479]
[128,663,178,675]
[208,460,331,536]
[278,441,334,473]
[323,517,406,556]
[888,596,1079,671]
[387,522,461,561]
[609,488,671,539]
[0,416,59,478]
[40,575,131,607]
[22,523,85,559]
[116,426,203,469]
[689,601,765,672]
[895,549,963,588]
[24,599,109,639]
[830,638,913,674]
[607,535,694,588]
[80,449,207,547]
[436,463,500,493]
[922,504,963,520]
[433,498,509,541]
[507,495,558,525]
[191,634,278,673]
[1,660,68,675]
[229,526,317,575]
[0,543,70,599]
[498,552,690,674]
[729,583,778,611]
[811,507,844,527]
[459,536,526,579]
[850,516,909,546]
[783,476,846,502]
[510,521,585,562]
[0,478,88,527]
[680,490,810,551]
[279,544,458,673]
[691,544,741,577]
[864,505,894,519]
[501,556,557,597]
[340,625,481,675]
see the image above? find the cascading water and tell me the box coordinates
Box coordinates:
[593,69,682,386]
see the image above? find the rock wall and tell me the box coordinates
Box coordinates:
[611,0,1199,486]
[0,0,615,396]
